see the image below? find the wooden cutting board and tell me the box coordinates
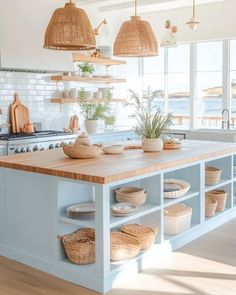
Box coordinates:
[14,104,29,133]
[9,93,21,133]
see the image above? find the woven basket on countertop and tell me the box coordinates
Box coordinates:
[205,166,221,186]
[206,190,227,212]
[63,144,101,159]
[205,197,217,217]
[121,224,158,250]
[58,228,95,265]
[110,232,141,261]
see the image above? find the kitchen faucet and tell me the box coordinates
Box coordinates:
[222,108,230,129]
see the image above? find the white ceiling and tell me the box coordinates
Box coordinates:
[77,0,231,13]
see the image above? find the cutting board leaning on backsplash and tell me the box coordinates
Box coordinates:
[9,93,30,133]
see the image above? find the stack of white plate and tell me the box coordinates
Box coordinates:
[97,46,112,58]
[66,202,95,219]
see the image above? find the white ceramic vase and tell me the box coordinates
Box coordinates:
[142,138,163,152]
[85,120,99,134]
[82,72,90,77]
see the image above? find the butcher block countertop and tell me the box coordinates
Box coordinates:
[0,140,236,184]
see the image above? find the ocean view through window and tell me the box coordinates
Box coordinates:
[141,39,236,130]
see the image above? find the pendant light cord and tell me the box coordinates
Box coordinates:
[135,0,137,16]
[193,0,196,18]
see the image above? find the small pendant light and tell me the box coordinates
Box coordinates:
[44,0,96,51]
[113,0,158,57]
[186,0,200,31]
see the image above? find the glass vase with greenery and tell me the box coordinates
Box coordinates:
[128,87,173,151]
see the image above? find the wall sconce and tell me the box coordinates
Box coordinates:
[94,19,108,36]
[161,20,177,47]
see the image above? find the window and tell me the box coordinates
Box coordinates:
[196,41,223,128]
[142,45,190,129]
[230,40,236,125]
[167,45,190,129]
[141,39,236,130]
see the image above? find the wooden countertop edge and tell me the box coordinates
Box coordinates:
[1,145,235,184]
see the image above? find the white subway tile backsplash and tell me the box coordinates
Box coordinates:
[0,72,76,130]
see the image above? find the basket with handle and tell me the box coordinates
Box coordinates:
[206,189,227,212]
[205,166,222,185]
[57,228,95,265]
[110,231,141,261]
[121,224,158,250]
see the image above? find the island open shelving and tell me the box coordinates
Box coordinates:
[1,140,236,293]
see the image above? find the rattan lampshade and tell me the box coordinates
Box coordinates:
[113,1,158,57]
[44,1,96,51]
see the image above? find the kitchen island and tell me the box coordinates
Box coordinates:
[0,140,236,293]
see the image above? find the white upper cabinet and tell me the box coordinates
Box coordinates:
[0,0,74,72]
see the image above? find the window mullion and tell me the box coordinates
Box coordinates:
[190,43,197,130]
[222,40,230,113]
[164,47,168,114]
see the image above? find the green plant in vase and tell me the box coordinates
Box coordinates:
[128,87,173,152]
[78,62,95,77]
[79,87,110,133]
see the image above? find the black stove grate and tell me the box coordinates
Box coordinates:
[0,130,70,141]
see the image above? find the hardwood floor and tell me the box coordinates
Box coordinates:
[1,219,236,295]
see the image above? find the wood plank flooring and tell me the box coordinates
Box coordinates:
[1,219,236,295]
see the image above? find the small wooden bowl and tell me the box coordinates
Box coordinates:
[164,142,181,150]
[63,144,101,159]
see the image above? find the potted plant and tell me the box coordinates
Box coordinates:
[78,62,95,77]
[128,88,173,152]
[79,88,110,133]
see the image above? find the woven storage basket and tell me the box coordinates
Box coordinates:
[110,232,141,261]
[164,179,190,199]
[58,228,95,265]
[205,197,217,217]
[205,166,221,185]
[121,224,158,250]
[206,190,227,212]
[115,187,147,206]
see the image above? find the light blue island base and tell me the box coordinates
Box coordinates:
[0,142,236,293]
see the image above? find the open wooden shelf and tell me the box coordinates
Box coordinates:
[72,53,126,66]
[51,75,127,84]
[51,98,128,104]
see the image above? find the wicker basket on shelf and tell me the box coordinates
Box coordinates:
[205,198,217,217]
[206,190,227,212]
[110,232,141,261]
[121,224,158,250]
[58,228,95,265]
[205,166,222,185]
[115,187,147,206]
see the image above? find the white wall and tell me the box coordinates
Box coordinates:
[141,0,236,43]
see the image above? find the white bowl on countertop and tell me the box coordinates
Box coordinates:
[102,144,124,154]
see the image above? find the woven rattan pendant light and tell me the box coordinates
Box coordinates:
[113,0,158,57]
[44,0,96,51]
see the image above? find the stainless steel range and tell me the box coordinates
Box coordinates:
[0,131,77,155]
